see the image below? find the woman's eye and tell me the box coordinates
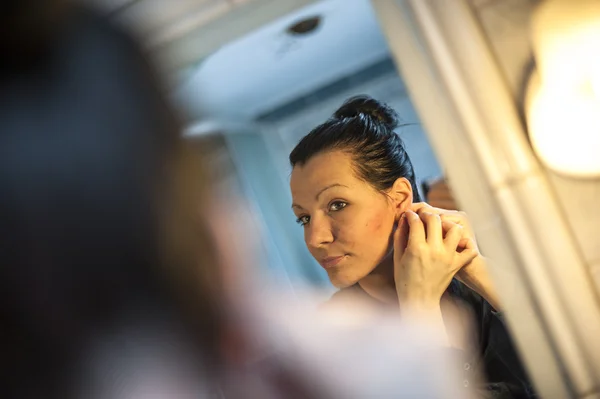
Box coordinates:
[329,201,348,212]
[296,215,310,226]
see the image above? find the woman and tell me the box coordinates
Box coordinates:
[289,95,536,398]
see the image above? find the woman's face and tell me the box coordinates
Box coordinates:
[290,150,411,288]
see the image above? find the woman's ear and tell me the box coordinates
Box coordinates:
[390,177,413,221]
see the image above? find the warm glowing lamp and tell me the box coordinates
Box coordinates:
[526,0,600,177]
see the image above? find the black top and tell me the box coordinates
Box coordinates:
[445,280,537,398]
[328,280,538,398]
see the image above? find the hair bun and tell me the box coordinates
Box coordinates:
[333,95,399,131]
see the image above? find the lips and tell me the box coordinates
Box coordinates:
[320,255,346,269]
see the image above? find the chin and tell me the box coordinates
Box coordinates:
[327,267,367,289]
[329,278,355,289]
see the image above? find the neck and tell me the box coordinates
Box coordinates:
[357,253,398,305]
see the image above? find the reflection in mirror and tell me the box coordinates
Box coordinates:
[174,0,539,396]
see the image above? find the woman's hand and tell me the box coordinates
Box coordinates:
[412,202,479,251]
[410,203,501,311]
[394,210,478,310]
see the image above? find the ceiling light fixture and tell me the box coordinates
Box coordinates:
[286,16,322,36]
[526,0,600,177]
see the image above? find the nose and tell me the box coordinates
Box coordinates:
[305,216,334,250]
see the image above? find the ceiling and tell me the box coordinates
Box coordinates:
[85,0,319,75]
[84,0,391,121]
[175,0,391,120]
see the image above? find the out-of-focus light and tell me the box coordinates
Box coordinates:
[526,0,600,177]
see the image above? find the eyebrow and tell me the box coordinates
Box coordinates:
[291,183,349,209]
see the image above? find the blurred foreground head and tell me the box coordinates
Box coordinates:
[0,2,223,397]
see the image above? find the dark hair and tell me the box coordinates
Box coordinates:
[289,95,421,201]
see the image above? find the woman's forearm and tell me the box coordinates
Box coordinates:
[458,257,502,311]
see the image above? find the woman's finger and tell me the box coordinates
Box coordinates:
[439,213,468,228]
[412,202,458,214]
[411,202,430,211]
[457,237,472,252]
[440,214,475,245]
[411,203,438,222]
[421,212,443,246]
[414,203,470,231]
[442,221,463,252]
[404,210,426,249]
[457,247,479,267]
[394,213,409,254]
